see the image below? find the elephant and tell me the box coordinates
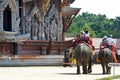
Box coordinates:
[99,48,113,74]
[74,42,92,74]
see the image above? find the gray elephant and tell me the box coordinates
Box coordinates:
[99,48,113,74]
[74,43,92,74]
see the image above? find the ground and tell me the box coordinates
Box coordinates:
[0,64,120,80]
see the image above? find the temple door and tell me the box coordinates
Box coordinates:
[3,5,12,31]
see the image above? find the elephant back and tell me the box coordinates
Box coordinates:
[101,48,112,55]
[100,48,113,62]
[74,43,91,57]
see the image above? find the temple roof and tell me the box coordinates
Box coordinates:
[62,6,80,17]
[62,6,81,32]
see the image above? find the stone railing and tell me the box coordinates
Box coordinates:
[0,31,30,42]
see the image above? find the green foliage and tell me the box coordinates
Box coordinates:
[66,12,120,38]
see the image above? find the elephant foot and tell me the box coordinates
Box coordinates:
[77,72,80,74]
[103,72,106,74]
[107,72,111,74]
[77,69,80,74]
[88,69,92,73]
[83,66,87,74]
[83,72,87,74]
[103,73,105,74]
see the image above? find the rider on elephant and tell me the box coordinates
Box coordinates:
[75,31,85,46]
[106,35,117,62]
[84,30,93,49]
[75,34,80,46]
[84,30,93,55]
[97,35,117,62]
[75,30,93,53]
[97,36,108,62]
[100,36,108,50]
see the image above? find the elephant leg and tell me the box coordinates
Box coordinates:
[101,61,106,74]
[76,59,81,74]
[77,64,80,74]
[83,66,87,74]
[82,61,88,74]
[106,63,111,74]
[108,67,111,74]
[88,57,92,73]
[107,67,111,74]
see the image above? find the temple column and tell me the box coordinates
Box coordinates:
[12,11,15,31]
[0,11,4,40]
[21,1,26,34]
[0,11,3,31]
[58,13,63,41]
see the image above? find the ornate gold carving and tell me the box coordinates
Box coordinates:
[41,0,50,15]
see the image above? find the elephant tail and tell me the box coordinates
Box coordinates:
[101,50,108,59]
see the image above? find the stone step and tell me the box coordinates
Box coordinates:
[0,55,64,66]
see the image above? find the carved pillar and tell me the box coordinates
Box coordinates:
[58,13,63,41]
[21,1,25,34]
[12,11,15,31]
[0,12,3,30]
[12,11,20,33]
[38,19,42,40]
[41,16,45,40]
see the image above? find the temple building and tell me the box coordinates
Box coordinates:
[0,0,80,42]
[0,0,80,65]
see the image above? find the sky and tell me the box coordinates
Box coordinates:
[70,0,120,18]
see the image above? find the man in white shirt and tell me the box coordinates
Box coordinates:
[107,35,113,45]
[85,30,89,37]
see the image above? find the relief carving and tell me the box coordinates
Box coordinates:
[0,0,70,41]
[44,4,62,41]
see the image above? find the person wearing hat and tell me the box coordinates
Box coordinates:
[75,30,85,46]
[99,36,108,50]
[79,31,85,41]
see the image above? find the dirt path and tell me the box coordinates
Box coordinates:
[0,64,120,80]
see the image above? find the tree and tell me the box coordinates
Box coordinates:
[66,12,119,38]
